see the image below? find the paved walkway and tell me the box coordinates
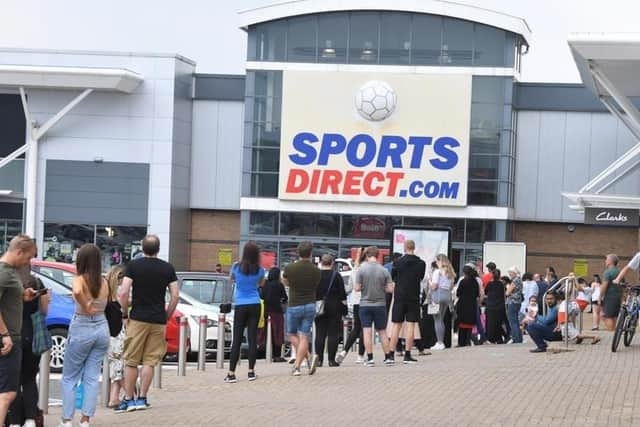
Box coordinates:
[44,327,640,427]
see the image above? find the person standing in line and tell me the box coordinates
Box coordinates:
[282,242,321,376]
[115,235,179,412]
[258,267,288,362]
[599,254,621,331]
[416,261,438,354]
[388,240,426,364]
[590,274,602,331]
[429,254,456,351]
[353,246,394,366]
[60,244,111,427]
[535,273,549,311]
[106,266,126,407]
[313,255,347,367]
[456,266,480,347]
[336,248,366,365]
[481,262,497,289]
[520,273,539,320]
[8,270,47,427]
[505,266,524,344]
[485,271,506,344]
[0,235,38,426]
[225,242,265,383]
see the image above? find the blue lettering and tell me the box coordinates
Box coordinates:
[424,181,440,198]
[318,133,347,166]
[439,182,459,199]
[407,137,432,169]
[346,134,376,167]
[408,181,423,198]
[376,135,406,168]
[289,132,318,165]
[429,137,459,170]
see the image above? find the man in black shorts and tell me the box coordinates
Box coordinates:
[389,240,426,364]
[0,235,37,425]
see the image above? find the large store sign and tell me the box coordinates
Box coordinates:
[278,71,471,206]
[584,208,639,227]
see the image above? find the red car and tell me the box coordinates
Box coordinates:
[31,260,77,287]
[165,308,190,356]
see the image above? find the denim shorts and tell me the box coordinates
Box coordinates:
[286,303,315,337]
[359,306,387,330]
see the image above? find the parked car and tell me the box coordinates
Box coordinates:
[31,260,76,287]
[165,307,189,355]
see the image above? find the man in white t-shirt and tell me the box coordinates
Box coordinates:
[613,251,640,285]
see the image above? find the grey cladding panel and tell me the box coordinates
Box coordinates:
[45,160,149,225]
[194,74,245,101]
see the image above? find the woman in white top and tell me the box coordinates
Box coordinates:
[590,274,602,331]
[429,254,456,350]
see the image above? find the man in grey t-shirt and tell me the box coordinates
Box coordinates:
[354,246,394,366]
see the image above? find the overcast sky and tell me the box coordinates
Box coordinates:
[1,0,639,82]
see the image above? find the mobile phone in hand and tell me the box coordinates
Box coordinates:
[34,288,48,298]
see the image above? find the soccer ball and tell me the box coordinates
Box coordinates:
[354,80,397,122]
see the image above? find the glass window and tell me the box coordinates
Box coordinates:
[349,12,379,64]
[470,135,500,154]
[474,25,506,66]
[311,243,339,264]
[248,96,282,124]
[472,77,506,104]
[254,240,278,269]
[279,242,300,267]
[468,180,498,206]
[252,21,286,61]
[287,16,317,62]
[341,215,400,240]
[280,213,340,237]
[411,14,442,65]
[318,13,348,63]
[402,217,465,242]
[250,71,283,97]
[466,220,496,242]
[249,212,278,235]
[250,173,279,198]
[380,13,411,65]
[251,148,280,172]
[469,155,499,180]
[43,224,94,263]
[463,247,483,270]
[96,226,147,270]
[471,103,503,131]
[180,279,223,304]
[441,18,473,65]
[247,122,281,147]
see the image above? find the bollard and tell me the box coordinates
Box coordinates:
[101,353,111,407]
[311,324,316,355]
[197,315,208,371]
[216,313,225,369]
[266,315,273,363]
[343,318,349,349]
[38,350,50,414]
[153,363,162,389]
[178,316,188,376]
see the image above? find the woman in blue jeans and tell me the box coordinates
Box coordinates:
[504,266,524,344]
[60,244,110,427]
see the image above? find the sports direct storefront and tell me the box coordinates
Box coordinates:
[237,5,527,271]
[279,71,471,206]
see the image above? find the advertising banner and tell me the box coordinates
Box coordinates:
[584,208,639,227]
[391,227,451,267]
[279,71,471,206]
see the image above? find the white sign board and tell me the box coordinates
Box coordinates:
[483,242,527,275]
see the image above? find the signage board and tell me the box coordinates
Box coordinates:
[584,208,639,227]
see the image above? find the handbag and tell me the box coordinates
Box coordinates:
[427,302,440,315]
[315,270,338,318]
[105,300,123,338]
[31,309,52,356]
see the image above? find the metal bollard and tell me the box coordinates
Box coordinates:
[101,353,111,407]
[266,315,273,363]
[216,313,225,369]
[343,318,349,350]
[197,315,208,371]
[38,350,50,414]
[311,324,316,355]
[153,364,162,389]
[177,316,188,376]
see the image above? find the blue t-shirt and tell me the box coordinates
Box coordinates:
[232,264,264,306]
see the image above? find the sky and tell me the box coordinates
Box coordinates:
[0,0,639,82]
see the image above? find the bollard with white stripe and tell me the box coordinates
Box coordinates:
[197,315,208,371]
[38,350,51,414]
[216,313,225,369]
[342,318,349,350]
[153,363,162,389]
[265,315,273,363]
[177,316,188,376]
[101,352,110,407]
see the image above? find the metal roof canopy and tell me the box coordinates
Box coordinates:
[564,34,640,211]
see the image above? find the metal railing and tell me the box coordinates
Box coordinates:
[542,275,578,349]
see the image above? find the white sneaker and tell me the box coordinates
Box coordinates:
[507,339,514,344]
[10,424,21,427]
[355,355,364,364]
[58,422,72,427]
[335,350,347,365]
[23,421,36,427]
[80,422,90,427]
[430,342,445,351]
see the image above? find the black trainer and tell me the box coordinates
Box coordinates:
[403,354,418,364]
[224,374,237,383]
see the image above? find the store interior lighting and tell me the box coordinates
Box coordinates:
[361,41,376,61]
[321,39,336,58]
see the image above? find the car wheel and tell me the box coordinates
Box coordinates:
[50,327,68,373]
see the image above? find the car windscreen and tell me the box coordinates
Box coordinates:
[180,278,233,304]
[33,271,72,295]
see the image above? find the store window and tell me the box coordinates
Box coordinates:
[349,12,379,64]
[0,220,22,254]
[249,212,278,235]
[251,147,279,172]
[280,213,340,237]
[254,240,278,269]
[341,215,400,240]
[380,13,411,64]
[96,225,146,268]
[474,25,507,66]
[441,18,473,65]
[43,224,94,263]
[411,14,442,65]
[318,13,348,63]
[248,20,286,61]
[288,16,317,62]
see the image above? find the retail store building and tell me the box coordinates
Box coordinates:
[1,1,638,278]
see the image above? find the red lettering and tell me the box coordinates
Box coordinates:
[319,170,342,194]
[343,171,364,195]
[363,171,385,196]
[309,169,321,194]
[285,169,309,193]
[386,172,404,196]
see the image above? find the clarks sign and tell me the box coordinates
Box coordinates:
[585,208,639,227]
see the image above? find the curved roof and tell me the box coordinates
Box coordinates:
[238,0,531,45]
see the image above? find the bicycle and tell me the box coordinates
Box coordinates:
[611,284,640,352]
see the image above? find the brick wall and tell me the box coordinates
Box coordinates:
[513,221,639,282]
[189,210,240,271]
